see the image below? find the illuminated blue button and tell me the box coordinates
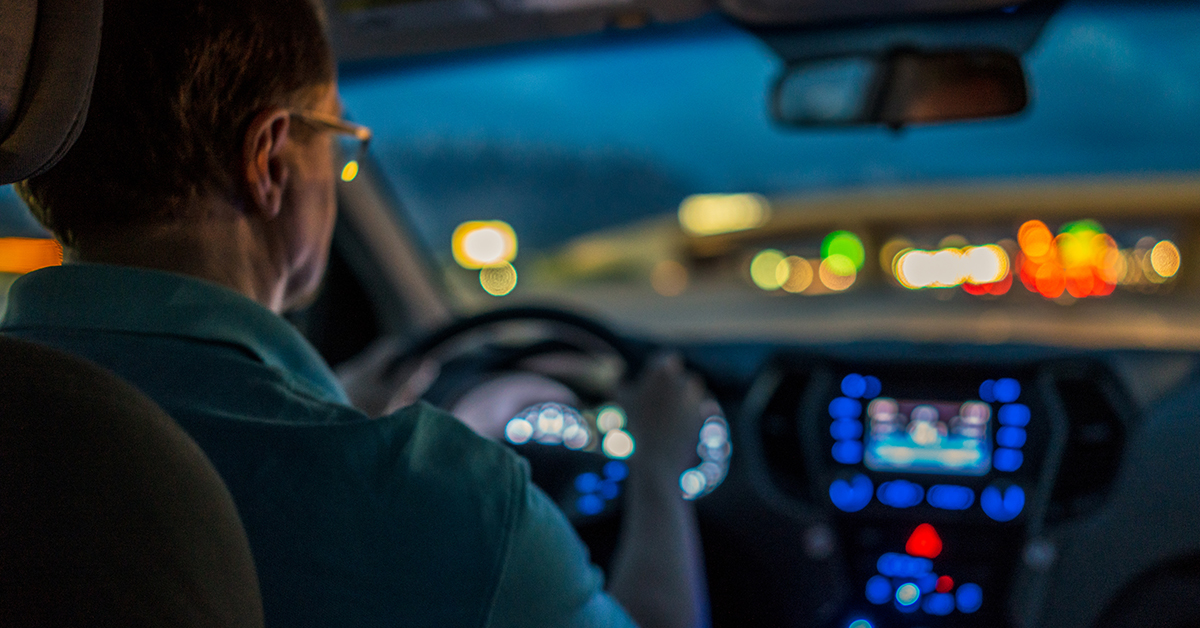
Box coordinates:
[603,460,628,481]
[956,583,984,613]
[895,582,921,610]
[994,378,1021,402]
[842,374,867,398]
[923,592,955,616]
[577,494,604,516]
[877,553,932,578]
[981,485,1025,522]
[829,397,863,419]
[917,573,938,594]
[832,440,864,464]
[999,403,1031,427]
[599,480,621,500]
[926,484,975,510]
[848,620,873,628]
[829,474,873,512]
[994,448,1024,472]
[876,480,924,508]
[575,472,601,493]
[997,426,1027,448]
[863,376,882,399]
[831,419,864,441]
[865,575,892,604]
[979,379,996,403]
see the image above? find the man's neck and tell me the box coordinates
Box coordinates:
[71,197,290,313]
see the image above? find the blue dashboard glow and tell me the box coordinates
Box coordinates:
[926,485,975,510]
[981,485,1025,522]
[979,380,996,403]
[577,493,605,515]
[842,374,867,398]
[863,376,882,399]
[877,553,932,578]
[830,474,873,512]
[831,419,864,440]
[603,460,628,481]
[848,620,874,628]
[575,472,601,493]
[866,575,892,604]
[999,403,1031,427]
[833,440,865,464]
[599,480,621,499]
[876,480,924,508]
[993,378,1021,403]
[923,592,956,616]
[996,426,1027,448]
[993,448,1024,472]
[956,583,984,613]
[829,397,863,419]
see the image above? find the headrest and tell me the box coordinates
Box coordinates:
[0,337,264,627]
[0,0,104,184]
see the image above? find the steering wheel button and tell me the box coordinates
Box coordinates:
[865,575,892,604]
[994,448,1024,472]
[829,397,863,419]
[996,426,1027,448]
[923,592,955,616]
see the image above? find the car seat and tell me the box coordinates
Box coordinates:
[0,2,263,626]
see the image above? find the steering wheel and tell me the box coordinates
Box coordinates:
[372,306,731,522]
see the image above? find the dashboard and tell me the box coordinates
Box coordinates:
[674,342,1200,628]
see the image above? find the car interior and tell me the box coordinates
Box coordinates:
[3,0,1200,627]
[0,3,262,625]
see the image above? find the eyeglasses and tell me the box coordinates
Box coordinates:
[287,109,373,181]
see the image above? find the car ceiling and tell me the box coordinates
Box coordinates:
[322,0,1032,61]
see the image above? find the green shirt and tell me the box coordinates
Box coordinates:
[2,263,635,628]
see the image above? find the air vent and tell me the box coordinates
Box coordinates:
[759,369,811,501]
[1047,372,1128,524]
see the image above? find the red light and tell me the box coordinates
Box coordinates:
[906,523,943,559]
[936,576,954,593]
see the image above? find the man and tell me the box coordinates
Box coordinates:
[2,0,706,626]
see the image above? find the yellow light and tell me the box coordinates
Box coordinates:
[678,194,771,237]
[602,429,635,459]
[479,262,517,296]
[1150,240,1180,278]
[340,160,360,182]
[750,249,786,290]
[651,260,689,297]
[779,256,813,293]
[819,254,857,291]
[452,221,518,269]
[0,238,62,274]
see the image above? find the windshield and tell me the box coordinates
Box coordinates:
[340,0,1200,347]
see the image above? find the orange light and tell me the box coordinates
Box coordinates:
[906,523,943,559]
[1018,220,1053,260]
[0,238,62,274]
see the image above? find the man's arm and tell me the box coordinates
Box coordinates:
[607,354,708,628]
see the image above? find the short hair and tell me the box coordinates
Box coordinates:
[16,0,335,248]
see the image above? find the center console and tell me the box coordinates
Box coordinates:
[748,354,1128,628]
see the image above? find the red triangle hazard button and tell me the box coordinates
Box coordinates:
[906,523,943,559]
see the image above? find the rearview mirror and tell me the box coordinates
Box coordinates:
[772,50,1028,128]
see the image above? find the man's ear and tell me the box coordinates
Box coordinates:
[242,109,292,220]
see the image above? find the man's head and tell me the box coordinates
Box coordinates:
[17,0,339,310]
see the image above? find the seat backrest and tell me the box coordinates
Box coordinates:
[0,0,103,184]
[0,336,265,627]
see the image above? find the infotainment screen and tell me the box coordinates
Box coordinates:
[863,398,993,476]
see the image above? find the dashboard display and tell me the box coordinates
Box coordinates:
[864,398,993,476]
